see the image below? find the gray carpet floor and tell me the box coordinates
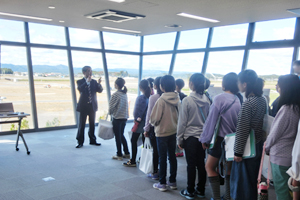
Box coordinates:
[0,123,276,200]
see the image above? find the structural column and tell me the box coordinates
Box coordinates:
[169,31,180,75]
[138,36,144,95]
[201,28,213,75]
[24,22,38,130]
[291,17,300,74]
[241,22,255,71]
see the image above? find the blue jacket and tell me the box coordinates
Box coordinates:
[76,78,103,112]
[133,95,148,121]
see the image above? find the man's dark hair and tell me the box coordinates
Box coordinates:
[175,79,185,90]
[223,72,239,94]
[82,66,91,73]
[160,75,176,92]
[293,60,300,66]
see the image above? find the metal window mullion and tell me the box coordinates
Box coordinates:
[99,32,111,103]
[169,31,180,75]
[201,28,213,75]
[24,22,38,130]
[65,27,78,125]
[241,22,255,71]
[291,17,300,74]
[138,36,144,95]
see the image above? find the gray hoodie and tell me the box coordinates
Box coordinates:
[150,92,181,137]
[177,92,211,146]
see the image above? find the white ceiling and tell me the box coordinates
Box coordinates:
[0,0,299,36]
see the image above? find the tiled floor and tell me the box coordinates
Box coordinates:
[0,124,276,200]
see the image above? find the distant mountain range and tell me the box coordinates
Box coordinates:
[1,63,280,79]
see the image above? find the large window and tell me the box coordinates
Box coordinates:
[106,54,139,119]
[31,48,75,128]
[72,50,108,121]
[69,28,101,49]
[144,32,176,52]
[142,54,172,79]
[29,23,66,45]
[211,24,248,47]
[103,32,140,52]
[0,46,33,131]
[247,48,294,104]
[253,18,296,42]
[0,19,25,42]
[178,29,208,49]
[173,53,205,96]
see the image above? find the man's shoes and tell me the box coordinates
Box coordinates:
[90,142,101,146]
[76,144,83,148]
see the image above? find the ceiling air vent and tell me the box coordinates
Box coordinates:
[85,9,145,23]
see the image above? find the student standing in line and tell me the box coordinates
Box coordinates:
[177,73,211,199]
[175,78,187,157]
[265,74,300,200]
[200,73,241,200]
[147,78,155,95]
[109,78,130,161]
[144,77,163,180]
[123,79,151,167]
[230,70,266,200]
[150,75,180,192]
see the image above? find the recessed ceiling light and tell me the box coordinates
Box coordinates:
[103,26,141,34]
[59,20,65,23]
[287,8,300,15]
[48,6,55,9]
[165,24,182,28]
[0,12,52,21]
[177,13,219,23]
[108,0,125,3]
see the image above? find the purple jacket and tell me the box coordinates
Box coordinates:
[133,94,148,121]
[200,93,241,144]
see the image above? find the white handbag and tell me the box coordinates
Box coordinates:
[97,118,114,140]
[139,137,153,174]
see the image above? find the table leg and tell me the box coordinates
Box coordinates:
[16,117,30,155]
[15,119,21,151]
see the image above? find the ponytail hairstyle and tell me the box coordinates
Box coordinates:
[154,76,163,96]
[222,72,239,95]
[189,73,205,95]
[277,74,300,114]
[139,79,151,98]
[115,77,127,94]
[238,70,264,98]
[147,78,154,89]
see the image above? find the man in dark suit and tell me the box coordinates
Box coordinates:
[76,66,103,148]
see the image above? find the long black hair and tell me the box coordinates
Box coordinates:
[223,72,239,94]
[147,78,154,89]
[189,73,205,95]
[238,70,264,98]
[154,76,163,96]
[277,74,300,113]
[139,79,151,98]
[115,77,127,94]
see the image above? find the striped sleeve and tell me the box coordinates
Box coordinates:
[234,101,252,157]
[109,93,118,115]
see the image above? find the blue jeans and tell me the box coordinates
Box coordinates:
[156,134,177,184]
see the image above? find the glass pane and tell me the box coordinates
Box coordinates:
[0,46,33,131]
[253,18,296,42]
[29,23,66,45]
[0,19,25,42]
[31,48,75,128]
[103,32,140,52]
[72,51,108,121]
[142,54,172,79]
[248,48,294,105]
[206,50,244,98]
[178,29,208,49]
[211,24,248,47]
[144,32,176,52]
[69,28,101,49]
[106,54,139,119]
[173,53,205,96]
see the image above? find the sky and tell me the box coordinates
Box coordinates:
[0,17,298,76]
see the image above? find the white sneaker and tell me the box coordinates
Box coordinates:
[112,155,123,161]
